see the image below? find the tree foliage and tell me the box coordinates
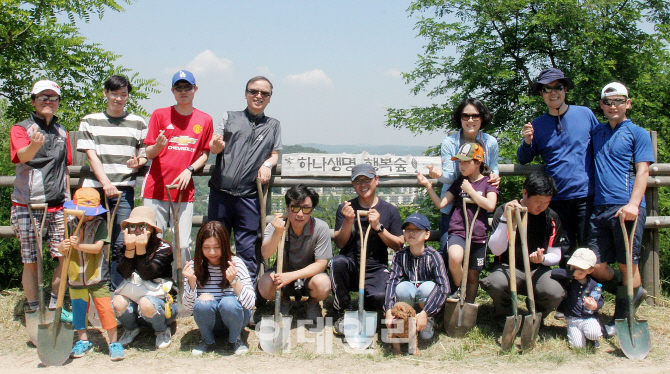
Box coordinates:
[0,0,159,130]
[387,0,670,161]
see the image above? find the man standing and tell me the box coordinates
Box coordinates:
[480,172,568,327]
[77,75,148,289]
[258,185,332,322]
[589,82,653,337]
[142,70,213,265]
[517,68,599,265]
[330,164,404,335]
[10,80,71,316]
[208,76,282,281]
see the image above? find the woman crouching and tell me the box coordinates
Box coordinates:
[183,221,255,356]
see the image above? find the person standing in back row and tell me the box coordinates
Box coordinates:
[208,76,282,282]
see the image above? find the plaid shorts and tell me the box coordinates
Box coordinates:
[10,206,64,263]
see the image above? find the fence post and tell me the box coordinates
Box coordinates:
[641,131,659,305]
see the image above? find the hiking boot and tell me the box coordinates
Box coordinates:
[233,338,248,355]
[420,317,435,340]
[155,329,172,349]
[191,341,215,356]
[118,328,140,346]
[305,301,322,322]
[333,314,345,336]
[109,342,125,361]
[70,340,93,358]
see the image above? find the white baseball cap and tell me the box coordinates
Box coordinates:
[567,248,597,269]
[601,82,628,99]
[31,80,61,96]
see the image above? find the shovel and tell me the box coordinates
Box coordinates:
[343,210,377,350]
[257,218,292,353]
[37,208,85,366]
[25,203,50,346]
[517,208,542,352]
[165,185,187,318]
[501,205,524,351]
[88,191,124,328]
[615,214,650,360]
[444,197,480,338]
[256,177,271,277]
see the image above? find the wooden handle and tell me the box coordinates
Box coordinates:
[29,203,48,209]
[165,184,179,190]
[357,210,369,217]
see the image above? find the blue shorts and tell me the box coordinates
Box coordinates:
[588,205,644,265]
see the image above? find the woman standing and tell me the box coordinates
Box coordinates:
[113,206,177,349]
[183,221,255,356]
[428,98,499,270]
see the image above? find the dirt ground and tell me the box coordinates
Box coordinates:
[2,289,670,374]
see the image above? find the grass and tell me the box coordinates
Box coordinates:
[2,287,670,371]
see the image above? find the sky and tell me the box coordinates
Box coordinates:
[74,0,453,147]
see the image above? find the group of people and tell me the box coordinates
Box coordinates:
[10,66,652,360]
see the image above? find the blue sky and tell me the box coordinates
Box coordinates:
[74,0,453,147]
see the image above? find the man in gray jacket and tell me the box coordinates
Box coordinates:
[208,76,282,281]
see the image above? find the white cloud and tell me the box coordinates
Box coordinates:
[186,50,233,75]
[383,68,402,77]
[285,69,333,87]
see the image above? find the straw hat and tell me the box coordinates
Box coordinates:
[121,206,162,233]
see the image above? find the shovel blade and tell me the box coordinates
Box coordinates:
[520,312,542,352]
[501,315,522,351]
[343,310,377,350]
[445,301,478,338]
[37,322,74,366]
[615,318,651,360]
[256,315,292,353]
[25,309,55,346]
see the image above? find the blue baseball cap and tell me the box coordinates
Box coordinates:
[402,213,430,231]
[172,70,196,86]
[532,68,573,95]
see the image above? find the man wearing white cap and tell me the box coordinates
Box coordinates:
[588,82,654,337]
[10,79,72,317]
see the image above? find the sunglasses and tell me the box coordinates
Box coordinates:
[541,85,565,94]
[289,205,313,214]
[461,113,481,121]
[246,89,272,98]
[173,85,194,92]
[35,95,60,103]
[602,98,627,106]
[128,222,148,231]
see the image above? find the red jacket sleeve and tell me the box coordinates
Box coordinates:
[10,126,31,164]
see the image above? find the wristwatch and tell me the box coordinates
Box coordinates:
[263,161,272,169]
[187,165,195,173]
[230,278,238,286]
[376,224,385,234]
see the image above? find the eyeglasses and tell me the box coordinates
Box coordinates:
[35,95,60,103]
[602,98,627,106]
[353,177,374,186]
[541,85,565,94]
[246,89,272,98]
[173,85,195,92]
[403,228,425,235]
[128,223,148,231]
[461,113,481,121]
[289,205,313,214]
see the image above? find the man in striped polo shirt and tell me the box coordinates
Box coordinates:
[77,75,148,289]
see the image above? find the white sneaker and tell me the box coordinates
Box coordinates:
[420,317,435,340]
[233,338,248,355]
[118,328,140,346]
[155,329,172,349]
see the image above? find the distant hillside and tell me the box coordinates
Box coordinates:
[299,143,430,156]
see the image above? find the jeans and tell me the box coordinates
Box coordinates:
[99,186,134,290]
[193,295,252,344]
[395,281,436,310]
[115,295,177,332]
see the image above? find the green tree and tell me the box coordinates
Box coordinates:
[0,0,159,290]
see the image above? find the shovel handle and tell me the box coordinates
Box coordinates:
[459,198,480,305]
[505,206,517,296]
[274,219,290,319]
[619,214,638,315]
[356,210,372,292]
[515,207,537,316]
[55,209,85,311]
[27,204,49,323]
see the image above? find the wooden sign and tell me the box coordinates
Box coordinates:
[281,152,441,176]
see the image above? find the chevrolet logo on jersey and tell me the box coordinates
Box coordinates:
[169,136,197,145]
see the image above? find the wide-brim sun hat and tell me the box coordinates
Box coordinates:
[63,187,107,216]
[121,206,162,233]
[531,68,574,95]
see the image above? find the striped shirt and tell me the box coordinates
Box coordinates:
[384,245,450,316]
[182,256,255,311]
[77,111,147,187]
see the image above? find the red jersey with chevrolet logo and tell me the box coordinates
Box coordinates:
[142,106,213,202]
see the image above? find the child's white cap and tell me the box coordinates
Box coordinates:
[567,248,597,269]
[601,82,628,98]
